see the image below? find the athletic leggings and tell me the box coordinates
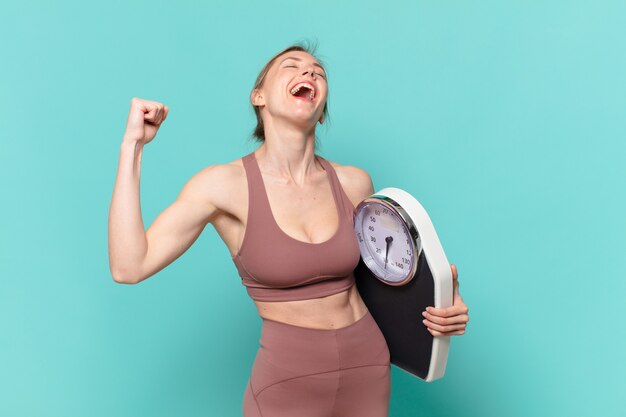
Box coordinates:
[243,309,391,417]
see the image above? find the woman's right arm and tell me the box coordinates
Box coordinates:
[108,98,218,284]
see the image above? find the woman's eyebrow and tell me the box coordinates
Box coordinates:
[280,56,325,71]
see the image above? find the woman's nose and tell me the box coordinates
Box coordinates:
[302,68,316,79]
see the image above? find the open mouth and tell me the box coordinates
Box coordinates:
[290,82,316,101]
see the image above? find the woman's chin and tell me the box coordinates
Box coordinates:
[273,113,320,131]
[292,109,322,124]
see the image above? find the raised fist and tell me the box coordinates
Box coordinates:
[123,97,169,145]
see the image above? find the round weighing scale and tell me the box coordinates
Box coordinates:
[353,187,453,382]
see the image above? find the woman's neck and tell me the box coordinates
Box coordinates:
[256,122,319,186]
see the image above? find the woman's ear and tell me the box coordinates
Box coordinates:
[251,89,265,107]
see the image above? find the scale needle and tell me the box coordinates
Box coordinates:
[384,236,393,269]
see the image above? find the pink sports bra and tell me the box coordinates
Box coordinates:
[231,151,361,302]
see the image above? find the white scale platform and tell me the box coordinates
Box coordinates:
[353,187,453,382]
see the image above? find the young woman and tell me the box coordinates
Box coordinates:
[108,44,469,417]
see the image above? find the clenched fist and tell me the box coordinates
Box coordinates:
[123,97,169,145]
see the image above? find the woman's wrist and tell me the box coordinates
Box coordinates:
[119,138,145,176]
[121,134,143,147]
[120,137,144,154]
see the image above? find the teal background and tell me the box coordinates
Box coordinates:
[1,1,624,416]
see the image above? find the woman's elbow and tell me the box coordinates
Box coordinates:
[110,266,141,284]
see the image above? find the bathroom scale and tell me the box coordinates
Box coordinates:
[353,187,453,382]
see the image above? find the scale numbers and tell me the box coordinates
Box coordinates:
[354,199,420,285]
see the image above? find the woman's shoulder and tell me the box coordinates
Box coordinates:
[180,156,247,213]
[188,157,245,187]
[323,157,375,207]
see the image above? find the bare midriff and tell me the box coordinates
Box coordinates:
[253,284,369,330]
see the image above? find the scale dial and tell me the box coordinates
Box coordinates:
[354,196,421,285]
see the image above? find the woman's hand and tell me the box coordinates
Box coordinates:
[123,97,169,145]
[421,264,469,336]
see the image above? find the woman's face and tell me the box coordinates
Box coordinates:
[252,50,328,131]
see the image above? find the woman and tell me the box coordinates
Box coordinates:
[108,44,469,417]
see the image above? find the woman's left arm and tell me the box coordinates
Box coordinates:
[421,264,470,336]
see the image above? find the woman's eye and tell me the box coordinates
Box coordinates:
[285,65,297,68]
[315,72,326,79]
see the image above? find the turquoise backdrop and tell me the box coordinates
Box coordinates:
[1,1,624,416]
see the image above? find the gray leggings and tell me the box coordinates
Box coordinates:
[243,309,391,417]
